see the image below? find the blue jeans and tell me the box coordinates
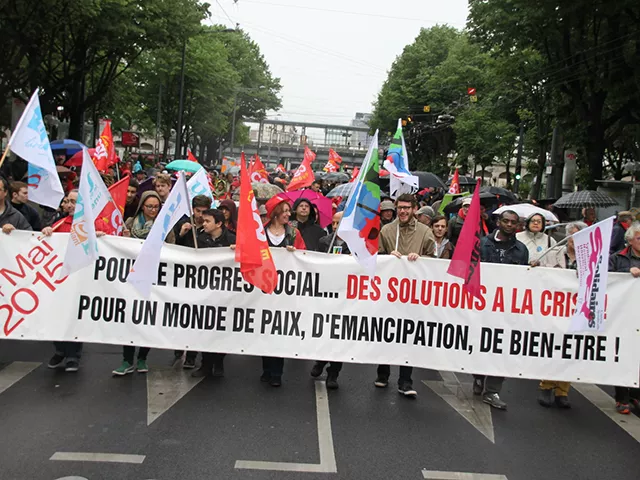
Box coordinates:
[53,342,83,362]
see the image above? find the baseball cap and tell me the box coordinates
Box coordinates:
[462,197,472,206]
[380,200,396,212]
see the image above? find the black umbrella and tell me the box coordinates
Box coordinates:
[314,171,328,180]
[324,172,350,183]
[447,175,477,186]
[480,186,517,201]
[412,171,446,189]
[443,191,515,216]
[553,190,619,208]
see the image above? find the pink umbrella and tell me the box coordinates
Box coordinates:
[282,189,332,228]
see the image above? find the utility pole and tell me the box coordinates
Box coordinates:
[513,121,524,194]
[230,93,238,154]
[154,83,162,159]
[175,40,187,158]
[546,126,559,198]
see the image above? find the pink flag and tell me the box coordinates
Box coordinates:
[447,179,482,298]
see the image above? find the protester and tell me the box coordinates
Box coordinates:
[430,215,453,259]
[581,207,596,226]
[318,212,350,254]
[311,211,348,389]
[261,194,306,386]
[516,213,557,266]
[41,189,108,373]
[380,199,396,226]
[291,197,326,251]
[191,209,236,378]
[154,173,172,203]
[448,197,471,246]
[473,210,528,410]
[9,181,42,231]
[416,205,435,227]
[310,180,322,193]
[610,211,634,254]
[536,221,587,408]
[175,195,212,248]
[114,191,175,376]
[376,193,435,398]
[0,176,32,233]
[608,221,640,414]
[219,199,238,234]
[124,177,139,221]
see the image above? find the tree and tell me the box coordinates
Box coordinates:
[0,0,208,139]
[468,0,640,188]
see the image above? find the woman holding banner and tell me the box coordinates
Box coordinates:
[516,213,557,266]
[536,221,587,408]
[260,194,306,387]
[112,191,175,376]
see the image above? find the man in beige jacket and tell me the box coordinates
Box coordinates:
[375,193,435,398]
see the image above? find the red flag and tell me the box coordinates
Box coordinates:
[97,175,128,236]
[324,148,342,172]
[187,148,198,163]
[249,154,269,184]
[448,168,460,194]
[235,153,277,294]
[349,167,360,183]
[93,120,116,172]
[447,179,482,298]
[286,146,316,191]
[275,163,286,174]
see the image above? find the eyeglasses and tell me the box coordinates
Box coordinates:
[144,205,160,210]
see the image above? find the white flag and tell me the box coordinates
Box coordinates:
[8,89,64,209]
[127,171,191,298]
[384,119,419,199]
[569,216,615,332]
[187,167,214,204]
[62,148,111,276]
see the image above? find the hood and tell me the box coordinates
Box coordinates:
[134,191,162,218]
[265,193,291,221]
[292,198,317,224]
[219,199,237,227]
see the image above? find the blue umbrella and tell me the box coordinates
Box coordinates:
[165,159,203,174]
[50,139,86,155]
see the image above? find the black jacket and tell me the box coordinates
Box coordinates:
[291,198,325,251]
[197,227,236,249]
[0,200,32,231]
[480,231,529,266]
[608,246,640,273]
[11,202,42,231]
[610,222,628,254]
[318,233,350,254]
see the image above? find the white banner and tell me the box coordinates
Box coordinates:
[570,217,614,332]
[0,231,639,387]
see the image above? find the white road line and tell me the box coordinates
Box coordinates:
[147,367,205,426]
[50,452,145,464]
[423,372,495,444]
[573,383,640,444]
[0,361,41,395]
[422,470,508,480]
[235,381,337,473]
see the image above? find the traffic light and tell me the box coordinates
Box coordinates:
[407,115,413,123]
[515,173,522,180]
[423,105,431,113]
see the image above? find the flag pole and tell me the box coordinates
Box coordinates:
[190,216,199,249]
[0,147,10,169]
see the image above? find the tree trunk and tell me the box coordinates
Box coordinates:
[504,159,511,188]
[585,123,605,188]
[67,48,87,142]
[531,142,546,200]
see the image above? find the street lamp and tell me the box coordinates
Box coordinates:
[174,28,236,158]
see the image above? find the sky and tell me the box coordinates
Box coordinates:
[208,0,469,127]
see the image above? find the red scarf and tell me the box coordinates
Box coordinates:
[458,208,488,234]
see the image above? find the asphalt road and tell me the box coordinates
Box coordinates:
[1,340,639,480]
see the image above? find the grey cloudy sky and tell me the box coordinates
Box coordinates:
[209,0,469,126]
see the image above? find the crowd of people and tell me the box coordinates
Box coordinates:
[1,164,639,415]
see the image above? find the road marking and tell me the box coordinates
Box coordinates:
[0,361,41,395]
[573,383,640,444]
[147,367,205,426]
[235,381,337,473]
[422,470,508,480]
[50,452,145,464]
[423,372,495,443]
